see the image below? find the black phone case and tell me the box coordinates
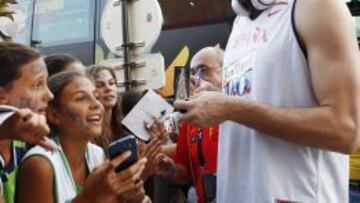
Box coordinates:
[108,135,138,172]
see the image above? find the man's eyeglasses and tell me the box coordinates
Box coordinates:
[190,65,209,76]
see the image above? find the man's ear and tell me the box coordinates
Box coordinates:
[0,87,10,105]
[47,108,61,126]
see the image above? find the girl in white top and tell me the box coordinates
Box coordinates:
[16,71,147,203]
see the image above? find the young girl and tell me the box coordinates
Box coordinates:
[88,66,164,180]
[16,71,147,203]
[87,65,124,150]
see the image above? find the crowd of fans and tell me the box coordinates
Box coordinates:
[0,41,224,203]
[1,0,360,203]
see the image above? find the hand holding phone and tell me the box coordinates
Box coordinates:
[108,135,138,172]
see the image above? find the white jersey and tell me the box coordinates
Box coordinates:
[218,0,348,202]
[22,141,106,203]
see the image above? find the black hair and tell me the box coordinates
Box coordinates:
[94,90,146,151]
[48,71,85,108]
[0,42,41,88]
[121,90,146,117]
[47,71,87,134]
[44,54,80,77]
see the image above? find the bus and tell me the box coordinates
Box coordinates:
[0,0,235,96]
[1,0,359,96]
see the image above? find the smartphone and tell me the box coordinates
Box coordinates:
[108,135,138,172]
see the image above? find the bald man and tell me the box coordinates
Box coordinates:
[156,47,223,203]
[189,47,223,94]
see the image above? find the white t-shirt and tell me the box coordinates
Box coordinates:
[218,0,348,202]
[22,140,106,203]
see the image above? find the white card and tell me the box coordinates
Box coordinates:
[121,90,174,141]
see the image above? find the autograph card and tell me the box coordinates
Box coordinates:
[121,90,174,141]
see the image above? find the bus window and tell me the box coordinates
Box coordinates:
[159,0,233,29]
[96,0,233,36]
[95,0,234,96]
[32,0,95,47]
[95,0,234,62]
